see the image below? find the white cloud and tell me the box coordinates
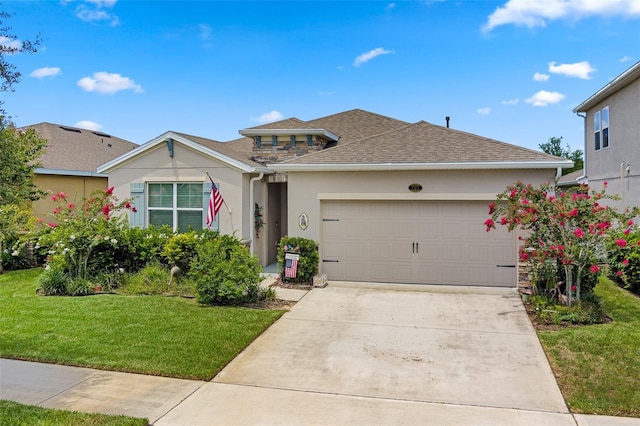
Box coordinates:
[502,98,519,106]
[548,61,595,79]
[353,47,393,67]
[483,0,640,32]
[620,55,633,63]
[199,24,212,40]
[253,110,284,124]
[386,3,396,11]
[77,71,143,94]
[30,67,61,78]
[76,0,119,26]
[533,72,549,82]
[74,120,102,131]
[477,107,491,116]
[525,90,565,107]
[0,36,22,52]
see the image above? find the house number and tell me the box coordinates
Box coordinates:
[408,183,423,192]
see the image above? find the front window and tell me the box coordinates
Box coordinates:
[148,183,202,232]
[594,106,609,151]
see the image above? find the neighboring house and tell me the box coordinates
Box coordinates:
[99,109,571,287]
[23,123,138,220]
[573,61,640,209]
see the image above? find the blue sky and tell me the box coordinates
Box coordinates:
[2,0,639,152]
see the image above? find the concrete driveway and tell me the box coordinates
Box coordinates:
[157,282,575,425]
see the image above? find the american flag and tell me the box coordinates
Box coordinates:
[206,182,224,229]
[284,254,299,279]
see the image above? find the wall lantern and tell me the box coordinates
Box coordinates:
[408,183,423,192]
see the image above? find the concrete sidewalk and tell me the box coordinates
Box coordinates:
[2,282,640,425]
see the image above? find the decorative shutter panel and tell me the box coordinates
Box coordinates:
[130,182,145,228]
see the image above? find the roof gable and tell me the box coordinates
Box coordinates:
[574,61,640,112]
[97,131,269,174]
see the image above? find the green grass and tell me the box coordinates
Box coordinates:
[0,269,284,380]
[0,400,148,426]
[538,278,640,417]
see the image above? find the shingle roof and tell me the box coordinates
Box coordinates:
[278,120,563,165]
[24,122,137,172]
[306,109,409,144]
[172,131,265,169]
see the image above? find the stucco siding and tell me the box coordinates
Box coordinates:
[285,168,556,242]
[106,142,246,237]
[584,77,640,208]
[34,175,107,220]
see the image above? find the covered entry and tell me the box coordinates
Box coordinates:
[321,200,516,287]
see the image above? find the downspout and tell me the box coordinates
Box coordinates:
[576,112,587,182]
[249,172,264,256]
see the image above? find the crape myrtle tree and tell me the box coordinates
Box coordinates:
[485,181,638,305]
[0,7,44,272]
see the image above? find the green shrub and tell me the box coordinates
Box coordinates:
[1,237,37,271]
[529,294,605,325]
[67,278,94,296]
[188,234,263,305]
[37,267,69,295]
[277,236,319,283]
[119,262,170,295]
[116,225,173,273]
[162,231,198,273]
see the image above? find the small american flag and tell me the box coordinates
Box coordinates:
[284,254,299,279]
[206,182,223,229]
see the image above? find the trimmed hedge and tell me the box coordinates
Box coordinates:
[277,236,318,283]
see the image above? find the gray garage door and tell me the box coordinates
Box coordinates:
[321,200,516,287]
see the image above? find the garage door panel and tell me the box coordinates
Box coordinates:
[321,201,516,287]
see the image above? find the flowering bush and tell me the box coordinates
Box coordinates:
[35,187,135,291]
[606,227,640,294]
[487,181,637,304]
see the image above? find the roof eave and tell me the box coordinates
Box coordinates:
[271,160,573,172]
[36,168,109,178]
[239,128,340,142]
[573,61,640,113]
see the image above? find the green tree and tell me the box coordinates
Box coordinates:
[539,136,584,175]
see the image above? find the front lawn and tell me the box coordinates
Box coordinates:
[0,269,284,380]
[0,400,147,426]
[537,278,640,417]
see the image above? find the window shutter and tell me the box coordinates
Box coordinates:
[130,182,145,228]
[202,182,219,231]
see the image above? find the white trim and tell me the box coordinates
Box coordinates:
[36,168,108,177]
[317,192,500,201]
[272,160,572,172]
[143,176,206,182]
[239,128,340,142]
[97,131,272,174]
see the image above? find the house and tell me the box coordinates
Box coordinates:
[573,61,640,209]
[23,122,137,219]
[98,109,571,287]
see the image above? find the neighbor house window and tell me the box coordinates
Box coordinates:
[148,183,203,232]
[594,106,609,151]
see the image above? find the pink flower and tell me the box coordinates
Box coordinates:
[624,229,631,235]
[47,223,58,228]
[132,207,138,213]
[590,265,600,274]
[67,203,74,209]
[58,192,67,199]
[604,181,608,187]
[488,203,496,214]
[500,217,508,225]
[106,186,115,195]
[571,285,577,291]
[616,239,627,248]
[616,270,623,276]
[568,208,578,217]
[622,259,630,266]
[102,205,111,216]
[125,201,132,209]
[37,217,44,223]
[574,228,585,238]
[51,194,57,202]
[484,218,495,232]
[628,220,635,226]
